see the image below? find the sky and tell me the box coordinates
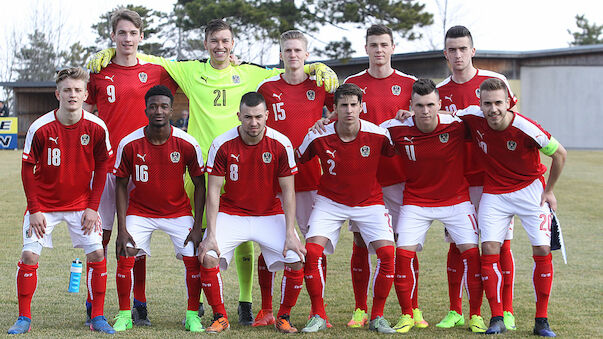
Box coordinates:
[1,0,602,72]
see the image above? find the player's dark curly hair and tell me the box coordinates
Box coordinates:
[334,83,363,105]
[240,92,266,109]
[445,25,473,47]
[145,85,174,105]
[412,78,439,98]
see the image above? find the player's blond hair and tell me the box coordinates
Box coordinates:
[280,30,308,50]
[55,67,89,86]
[111,8,143,33]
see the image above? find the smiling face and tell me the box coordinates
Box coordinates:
[365,34,394,67]
[145,95,173,128]
[56,78,88,113]
[204,29,234,68]
[111,19,143,58]
[480,88,512,130]
[444,36,475,73]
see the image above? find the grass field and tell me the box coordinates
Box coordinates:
[0,149,602,338]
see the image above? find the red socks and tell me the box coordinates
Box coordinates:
[87,258,108,318]
[304,242,327,319]
[481,254,503,317]
[533,253,553,318]
[200,265,227,317]
[351,242,370,311]
[183,256,202,312]
[412,252,419,309]
[277,266,304,317]
[16,261,38,319]
[133,255,147,303]
[116,256,135,310]
[461,248,483,316]
[257,254,275,311]
[394,248,416,316]
[370,246,394,319]
[500,240,515,314]
[447,243,463,314]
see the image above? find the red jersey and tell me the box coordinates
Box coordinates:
[437,69,517,186]
[257,75,331,192]
[206,126,297,216]
[114,126,204,218]
[456,106,552,194]
[297,120,396,207]
[383,114,470,207]
[22,110,112,212]
[344,69,416,187]
[86,60,178,162]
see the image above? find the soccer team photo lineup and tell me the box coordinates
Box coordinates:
[7,7,580,337]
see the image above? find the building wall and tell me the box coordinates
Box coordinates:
[520,66,603,148]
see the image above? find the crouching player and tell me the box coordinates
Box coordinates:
[297,83,397,334]
[198,92,305,333]
[455,78,566,336]
[9,67,114,334]
[383,79,485,333]
[112,85,206,332]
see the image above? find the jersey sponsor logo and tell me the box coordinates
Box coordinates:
[326,149,336,158]
[360,86,368,94]
[232,75,241,84]
[262,152,272,163]
[272,92,283,101]
[391,85,401,96]
[444,94,453,102]
[306,90,315,101]
[403,136,414,143]
[475,88,480,98]
[49,136,59,144]
[507,140,517,151]
[80,134,90,146]
[360,145,370,157]
[230,153,240,162]
[137,153,147,162]
[170,151,181,163]
[104,75,115,82]
[439,133,449,143]
[138,72,148,83]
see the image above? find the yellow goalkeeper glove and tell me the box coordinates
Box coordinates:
[304,62,339,93]
[86,48,116,73]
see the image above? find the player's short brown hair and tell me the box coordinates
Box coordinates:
[240,92,266,110]
[55,67,89,86]
[111,8,143,33]
[334,83,363,105]
[445,25,473,47]
[366,24,393,44]
[280,30,308,50]
[479,78,506,94]
[412,78,439,98]
[205,19,233,41]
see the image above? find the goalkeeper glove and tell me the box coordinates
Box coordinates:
[304,62,339,93]
[86,48,116,73]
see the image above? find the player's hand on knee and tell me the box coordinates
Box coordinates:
[198,236,220,264]
[396,109,413,121]
[29,212,47,238]
[541,190,557,211]
[86,48,116,73]
[81,208,99,235]
[115,231,136,258]
[284,234,306,263]
[184,227,204,256]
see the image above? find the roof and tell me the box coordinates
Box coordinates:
[0,81,55,88]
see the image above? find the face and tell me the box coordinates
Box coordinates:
[238,103,268,138]
[335,95,362,124]
[280,39,308,70]
[480,89,511,130]
[365,34,395,67]
[145,95,173,128]
[55,78,88,112]
[411,91,441,129]
[444,37,475,72]
[204,29,234,65]
[111,19,143,57]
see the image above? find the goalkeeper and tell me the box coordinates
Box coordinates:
[88,18,338,325]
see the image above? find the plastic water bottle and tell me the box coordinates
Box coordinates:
[68,258,83,293]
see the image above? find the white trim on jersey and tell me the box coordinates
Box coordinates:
[256,74,282,91]
[83,110,113,156]
[436,76,453,88]
[265,127,298,173]
[343,70,368,83]
[113,128,146,171]
[343,69,417,83]
[476,69,516,99]
[454,105,483,118]
[511,114,551,149]
[393,69,418,81]
[172,127,205,168]
[23,111,56,157]
[206,127,240,173]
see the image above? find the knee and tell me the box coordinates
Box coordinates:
[21,251,39,265]
[457,243,478,253]
[353,232,366,247]
[86,249,105,262]
[202,255,219,269]
[286,261,303,271]
[532,245,550,257]
[481,241,501,255]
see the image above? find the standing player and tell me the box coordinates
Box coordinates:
[253,30,331,326]
[198,92,305,333]
[8,67,114,334]
[456,78,566,336]
[111,86,206,332]
[83,8,178,326]
[298,84,397,334]
[382,79,486,333]
[436,25,519,331]
[88,20,338,324]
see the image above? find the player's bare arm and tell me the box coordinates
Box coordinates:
[278,175,306,262]
[184,174,207,255]
[198,174,223,264]
[541,143,567,210]
[115,176,136,257]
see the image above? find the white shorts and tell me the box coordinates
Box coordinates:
[306,195,394,255]
[126,215,195,258]
[98,173,134,231]
[205,213,302,272]
[349,183,404,234]
[277,190,317,237]
[397,201,478,251]
[444,186,514,242]
[22,210,102,251]
[478,178,550,246]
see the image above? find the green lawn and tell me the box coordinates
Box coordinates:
[0,149,601,338]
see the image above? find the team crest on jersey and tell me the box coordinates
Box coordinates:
[475,88,480,98]
[80,134,90,145]
[170,151,181,163]
[439,133,449,143]
[306,90,315,101]
[391,85,401,96]
[138,72,148,83]
[262,152,272,163]
[232,75,241,84]
[360,145,371,157]
[507,140,517,151]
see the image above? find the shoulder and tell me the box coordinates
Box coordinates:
[211,126,240,150]
[28,111,56,135]
[172,127,201,147]
[511,113,549,141]
[360,119,389,136]
[477,69,510,81]
[265,127,293,148]
[118,127,146,150]
[455,105,483,118]
[380,117,412,129]
[393,70,418,82]
[257,74,282,91]
[83,111,108,130]
[300,123,336,147]
[343,70,368,83]
[436,76,453,88]
[438,114,463,125]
